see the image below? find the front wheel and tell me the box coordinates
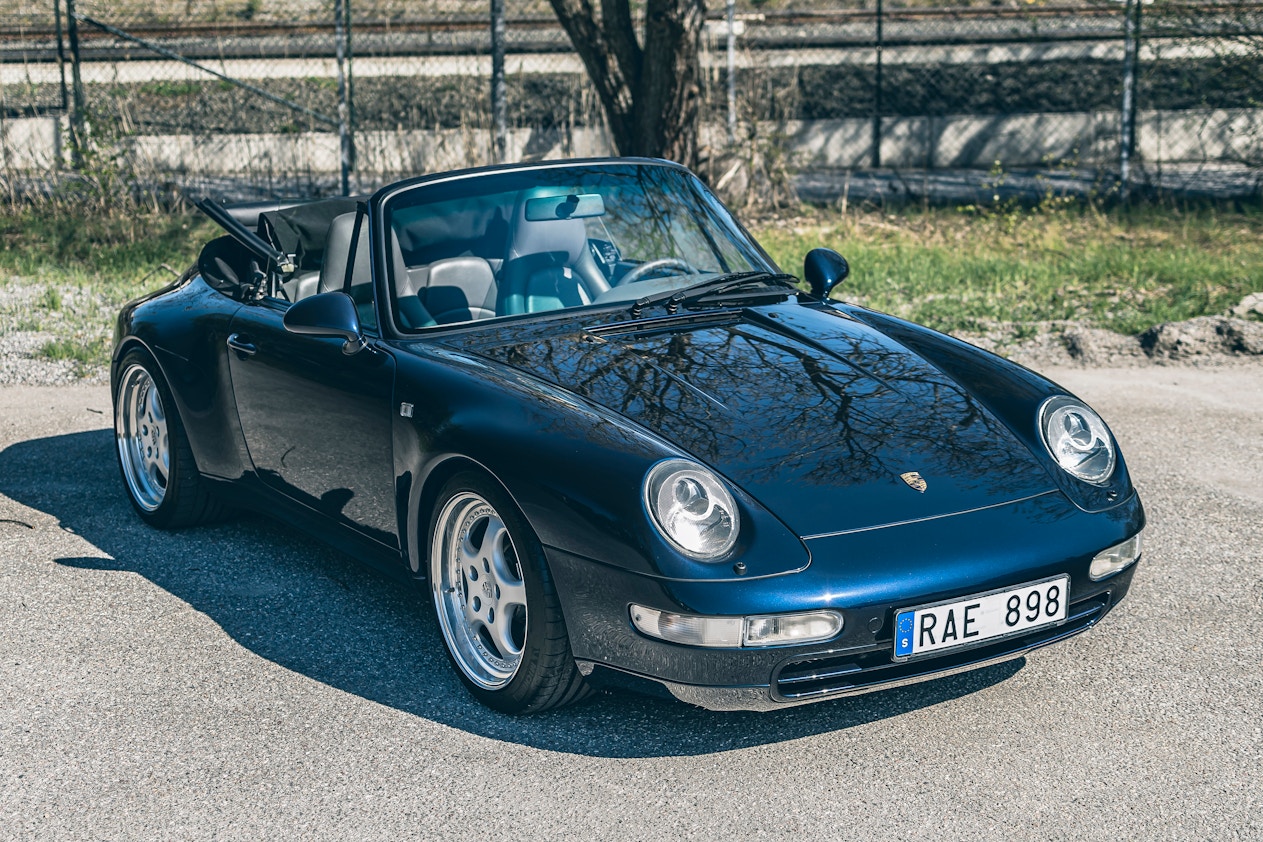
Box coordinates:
[429,471,590,713]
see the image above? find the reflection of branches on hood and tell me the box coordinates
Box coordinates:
[496,333,744,462]
[608,335,747,462]
[485,316,1041,499]
[672,324,1035,494]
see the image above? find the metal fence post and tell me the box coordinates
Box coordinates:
[726,0,737,144]
[872,0,884,169]
[1120,0,1142,201]
[64,0,86,170]
[345,0,355,176]
[334,0,352,195]
[53,0,68,113]
[490,0,507,164]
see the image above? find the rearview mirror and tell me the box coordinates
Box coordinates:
[525,193,606,221]
[804,248,849,300]
[283,291,368,355]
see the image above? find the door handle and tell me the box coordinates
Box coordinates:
[227,333,257,356]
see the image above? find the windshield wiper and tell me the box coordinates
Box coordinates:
[629,272,799,318]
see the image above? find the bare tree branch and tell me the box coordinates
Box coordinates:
[547,0,637,152]
[546,0,705,167]
[600,0,642,88]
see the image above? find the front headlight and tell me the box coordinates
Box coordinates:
[1039,396,1116,485]
[643,459,740,560]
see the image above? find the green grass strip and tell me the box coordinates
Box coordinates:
[754,204,1263,336]
[0,203,1259,378]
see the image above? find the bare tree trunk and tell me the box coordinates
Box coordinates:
[546,0,704,169]
[634,0,704,166]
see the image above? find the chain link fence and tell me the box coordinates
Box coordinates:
[2,0,1260,202]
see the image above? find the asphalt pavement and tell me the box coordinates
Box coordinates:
[1,364,1260,839]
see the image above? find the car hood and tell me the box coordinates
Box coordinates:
[457,304,1058,538]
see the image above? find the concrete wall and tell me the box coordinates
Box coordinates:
[3,108,1260,179]
[0,116,64,172]
[781,112,1123,170]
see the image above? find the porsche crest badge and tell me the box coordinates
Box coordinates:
[900,471,928,493]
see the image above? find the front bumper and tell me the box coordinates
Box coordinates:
[665,576,1130,710]
[545,490,1144,711]
[569,566,1134,711]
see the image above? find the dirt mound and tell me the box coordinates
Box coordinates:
[994,316,1263,370]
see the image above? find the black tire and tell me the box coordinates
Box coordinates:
[428,471,591,714]
[113,348,225,529]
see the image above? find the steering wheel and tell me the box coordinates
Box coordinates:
[616,257,700,286]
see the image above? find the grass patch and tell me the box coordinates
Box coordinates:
[137,80,204,98]
[1,207,210,375]
[36,337,107,366]
[1,202,1260,381]
[752,203,1263,336]
[0,208,211,284]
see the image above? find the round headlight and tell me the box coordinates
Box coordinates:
[1039,396,1116,484]
[644,459,740,560]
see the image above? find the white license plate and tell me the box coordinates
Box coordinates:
[893,575,1069,660]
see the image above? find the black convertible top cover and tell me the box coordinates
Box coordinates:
[197,235,259,299]
[255,197,361,272]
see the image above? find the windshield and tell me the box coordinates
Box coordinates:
[381,163,777,331]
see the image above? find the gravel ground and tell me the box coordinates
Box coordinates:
[986,315,1263,371]
[0,333,92,386]
[0,280,122,387]
[0,359,1260,838]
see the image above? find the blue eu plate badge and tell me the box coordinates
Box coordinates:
[895,612,916,657]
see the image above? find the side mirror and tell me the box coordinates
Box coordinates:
[803,248,849,300]
[283,291,368,355]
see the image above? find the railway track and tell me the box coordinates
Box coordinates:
[2,2,1261,37]
[2,3,1260,63]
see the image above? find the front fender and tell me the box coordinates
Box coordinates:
[393,344,810,585]
[843,306,1136,513]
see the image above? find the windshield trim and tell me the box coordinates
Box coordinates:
[378,160,778,336]
[372,157,694,214]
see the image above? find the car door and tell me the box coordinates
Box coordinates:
[224,212,398,550]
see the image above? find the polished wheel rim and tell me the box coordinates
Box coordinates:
[431,492,528,690]
[115,364,170,512]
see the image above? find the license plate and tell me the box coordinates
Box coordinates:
[893,575,1069,660]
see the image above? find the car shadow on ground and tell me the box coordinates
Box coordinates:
[3,429,1023,759]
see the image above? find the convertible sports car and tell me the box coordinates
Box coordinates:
[112,158,1144,713]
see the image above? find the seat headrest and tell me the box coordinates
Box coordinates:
[319,212,369,295]
[508,197,587,265]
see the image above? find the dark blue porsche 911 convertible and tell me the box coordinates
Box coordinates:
[112,158,1144,713]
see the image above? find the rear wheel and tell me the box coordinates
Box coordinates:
[114,349,224,529]
[429,471,590,713]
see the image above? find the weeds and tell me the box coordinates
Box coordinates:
[0,209,210,281]
[37,337,106,366]
[753,200,1263,337]
[0,206,209,374]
